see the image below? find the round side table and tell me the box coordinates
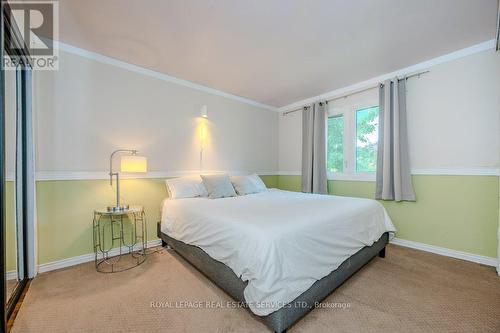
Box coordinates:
[92,206,147,273]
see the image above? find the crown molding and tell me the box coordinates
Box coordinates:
[54,39,496,113]
[279,39,497,112]
[496,0,500,51]
[55,41,279,112]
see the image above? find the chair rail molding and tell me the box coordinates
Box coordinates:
[35,170,281,181]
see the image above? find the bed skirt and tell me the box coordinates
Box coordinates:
[157,222,388,333]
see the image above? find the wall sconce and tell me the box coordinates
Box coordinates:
[200,105,208,118]
[108,150,148,211]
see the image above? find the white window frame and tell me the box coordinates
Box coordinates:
[327,102,379,182]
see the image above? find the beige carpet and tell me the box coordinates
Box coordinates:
[12,245,500,333]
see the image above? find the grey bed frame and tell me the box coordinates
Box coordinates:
[157,222,388,333]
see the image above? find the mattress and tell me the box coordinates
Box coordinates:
[161,189,395,316]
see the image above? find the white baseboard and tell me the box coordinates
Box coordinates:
[36,237,498,275]
[6,270,17,280]
[390,237,498,267]
[37,239,162,274]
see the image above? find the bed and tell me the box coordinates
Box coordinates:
[158,189,395,332]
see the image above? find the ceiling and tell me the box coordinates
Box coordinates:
[56,0,498,107]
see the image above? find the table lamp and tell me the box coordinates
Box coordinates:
[108,149,147,212]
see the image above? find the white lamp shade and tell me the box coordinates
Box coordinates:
[120,155,147,173]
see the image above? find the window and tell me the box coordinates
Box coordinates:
[327,102,379,180]
[356,106,379,172]
[327,115,344,173]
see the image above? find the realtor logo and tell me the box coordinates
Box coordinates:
[3,1,59,70]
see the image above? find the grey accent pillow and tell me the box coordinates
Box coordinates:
[230,175,260,195]
[200,174,237,199]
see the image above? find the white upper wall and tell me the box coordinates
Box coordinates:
[34,50,279,176]
[406,50,499,171]
[33,46,500,177]
[279,49,500,174]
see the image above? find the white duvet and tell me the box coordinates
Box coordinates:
[161,189,395,316]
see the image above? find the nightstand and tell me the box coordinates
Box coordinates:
[92,206,147,273]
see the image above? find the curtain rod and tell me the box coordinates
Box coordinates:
[282,70,430,116]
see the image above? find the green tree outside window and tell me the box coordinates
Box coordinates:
[356,106,379,172]
[327,115,343,173]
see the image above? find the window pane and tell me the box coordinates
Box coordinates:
[356,106,379,172]
[327,115,344,173]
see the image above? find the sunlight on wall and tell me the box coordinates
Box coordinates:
[194,116,211,171]
[199,120,207,149]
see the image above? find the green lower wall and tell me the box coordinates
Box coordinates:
[36,175,278,264]
[279,175,499,258]
[34,174,498,265]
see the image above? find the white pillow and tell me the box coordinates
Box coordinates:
[165,176,208,199]
[230,175,260,195]
[230,174,267,195]
[200,174,237,199]
[247,174,267,191]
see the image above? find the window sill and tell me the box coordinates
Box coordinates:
[327,173,376,182]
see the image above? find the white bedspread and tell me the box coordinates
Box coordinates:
[161,189,395,316]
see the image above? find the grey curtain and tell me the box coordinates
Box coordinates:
[301,102,327,194]
[375,79,415,201]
